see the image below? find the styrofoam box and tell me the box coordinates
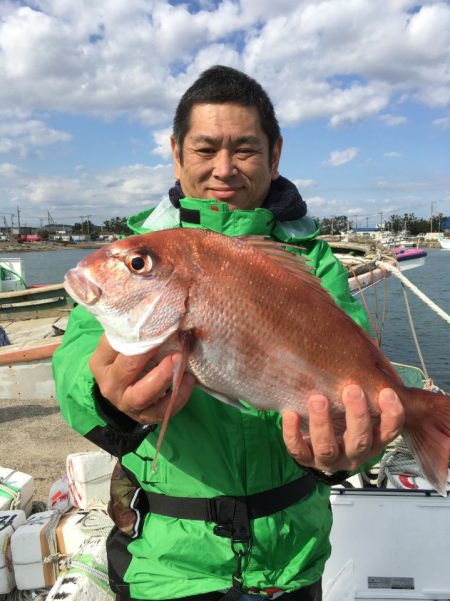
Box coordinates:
[46,537,113,601]
[66,451,116,509]
[56,509,95,556]
[11,510,59,590]
[0,510,26,594]
[323,488,450,600]
[0,466,34,513]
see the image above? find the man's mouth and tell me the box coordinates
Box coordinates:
[209,187,242,200]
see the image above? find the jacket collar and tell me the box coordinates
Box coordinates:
[168,175,307,222]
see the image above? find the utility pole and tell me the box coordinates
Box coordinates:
[17,207,21,234]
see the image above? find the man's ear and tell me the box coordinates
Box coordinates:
[271,136,283,180]
[171,135,182,179]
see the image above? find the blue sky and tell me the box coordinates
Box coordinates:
[0,0,449,228]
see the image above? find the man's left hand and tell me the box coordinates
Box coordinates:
[282,384,405,474]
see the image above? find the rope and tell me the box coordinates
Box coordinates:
[375,260,450,324]
[78,508,114,538]
[0,479,21,510]
[400,284,431,383]
[377,438,422,488]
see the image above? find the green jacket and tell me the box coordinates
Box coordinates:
[53,196,370,600]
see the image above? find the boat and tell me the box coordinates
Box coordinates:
[0,315,66,401]
[391,246,427,271]
[0,256,26,292]
[439,238,450,250]
[0,257,75,320]
[0,257,73,401]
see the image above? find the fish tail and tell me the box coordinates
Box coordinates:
[402,388,450,496]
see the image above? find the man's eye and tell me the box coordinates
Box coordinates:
[197,147,215,156]
[236,148,255,157]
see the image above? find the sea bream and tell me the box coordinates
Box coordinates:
[64,228,450,495]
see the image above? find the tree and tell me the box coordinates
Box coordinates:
[319,215,349,235]
[102,217,132,235]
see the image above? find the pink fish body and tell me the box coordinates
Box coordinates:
[64,229,450,494]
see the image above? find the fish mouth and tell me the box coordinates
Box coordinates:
[64,269,102,306]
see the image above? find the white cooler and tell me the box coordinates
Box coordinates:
[10,509,60,590]
[66,451,116,509]
[323,488,450,600]
[0,510,27,594]
[0,466,34,514]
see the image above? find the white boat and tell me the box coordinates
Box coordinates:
[439,238,450,250]
[391,247,427,271]
[0,257,71,401]
[0,316,66,400]
[0,257,26,292]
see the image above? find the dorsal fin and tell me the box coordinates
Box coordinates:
[238,235,330,300]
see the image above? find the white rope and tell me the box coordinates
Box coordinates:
[376,260,450,324]
[79,508,114,538]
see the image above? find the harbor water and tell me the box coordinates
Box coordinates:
[2,246,449,391]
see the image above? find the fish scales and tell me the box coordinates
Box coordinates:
[64,228,450,495]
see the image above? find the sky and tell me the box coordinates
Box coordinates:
[0,0,449,229]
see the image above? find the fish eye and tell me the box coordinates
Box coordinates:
[125,252,152,274]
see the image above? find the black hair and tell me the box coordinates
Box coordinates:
[173,65,281,162]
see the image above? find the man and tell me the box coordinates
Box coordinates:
[53,65,404,601]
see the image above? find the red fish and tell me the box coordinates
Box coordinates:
[64,229,450,494]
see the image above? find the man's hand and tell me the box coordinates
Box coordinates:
[282,384,404,473]
[89,335,196,424]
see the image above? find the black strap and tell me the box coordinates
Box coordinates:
[142,474,317,523]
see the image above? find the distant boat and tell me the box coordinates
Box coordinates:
[0,257,75,320]
[438,238,450,250]
[0,257,72,400]
[391,247,427,271]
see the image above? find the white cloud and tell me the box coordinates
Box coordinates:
[432,116,450,129]
[379,114,408,126]
[152,127,174,160]
[292,178,316,189]
[0,117,71,157]
[384,151,403,158]
[0,162,174,224]
[323,147,359,167]
[0,1,448,124]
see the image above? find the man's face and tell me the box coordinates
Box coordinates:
[171,103,282,211]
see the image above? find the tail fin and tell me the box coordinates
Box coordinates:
[402,388,450,496]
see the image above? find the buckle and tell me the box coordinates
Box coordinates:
[208,496,251,543]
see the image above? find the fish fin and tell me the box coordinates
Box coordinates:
[402,388,450,496]
[238,236,332,301]
[152,342,191,472]
[197,385,247,410]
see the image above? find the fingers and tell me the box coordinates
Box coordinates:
[282,411,313,465]
[89,335,196,423]
[341,385,373,463]
[373,387,404,451]
[307,394,340,470]
[283,385,403,474]
[127,371,196,424]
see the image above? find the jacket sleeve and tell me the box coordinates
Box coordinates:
[52,305,151,457]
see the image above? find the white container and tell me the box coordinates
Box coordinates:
[56,509,96,556]
[11,510,59,590]
[46,537,113,600]
[0,510,26,594]
[323,488,450,600]
[0,466,34,512]
[66,451,116,509]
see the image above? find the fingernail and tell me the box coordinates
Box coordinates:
[347,385,364,401]
[381,388,398,403]
[311,398,326,412]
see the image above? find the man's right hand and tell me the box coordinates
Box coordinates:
[89,334,196,424]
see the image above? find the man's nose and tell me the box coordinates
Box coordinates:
[212,150,236,179]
